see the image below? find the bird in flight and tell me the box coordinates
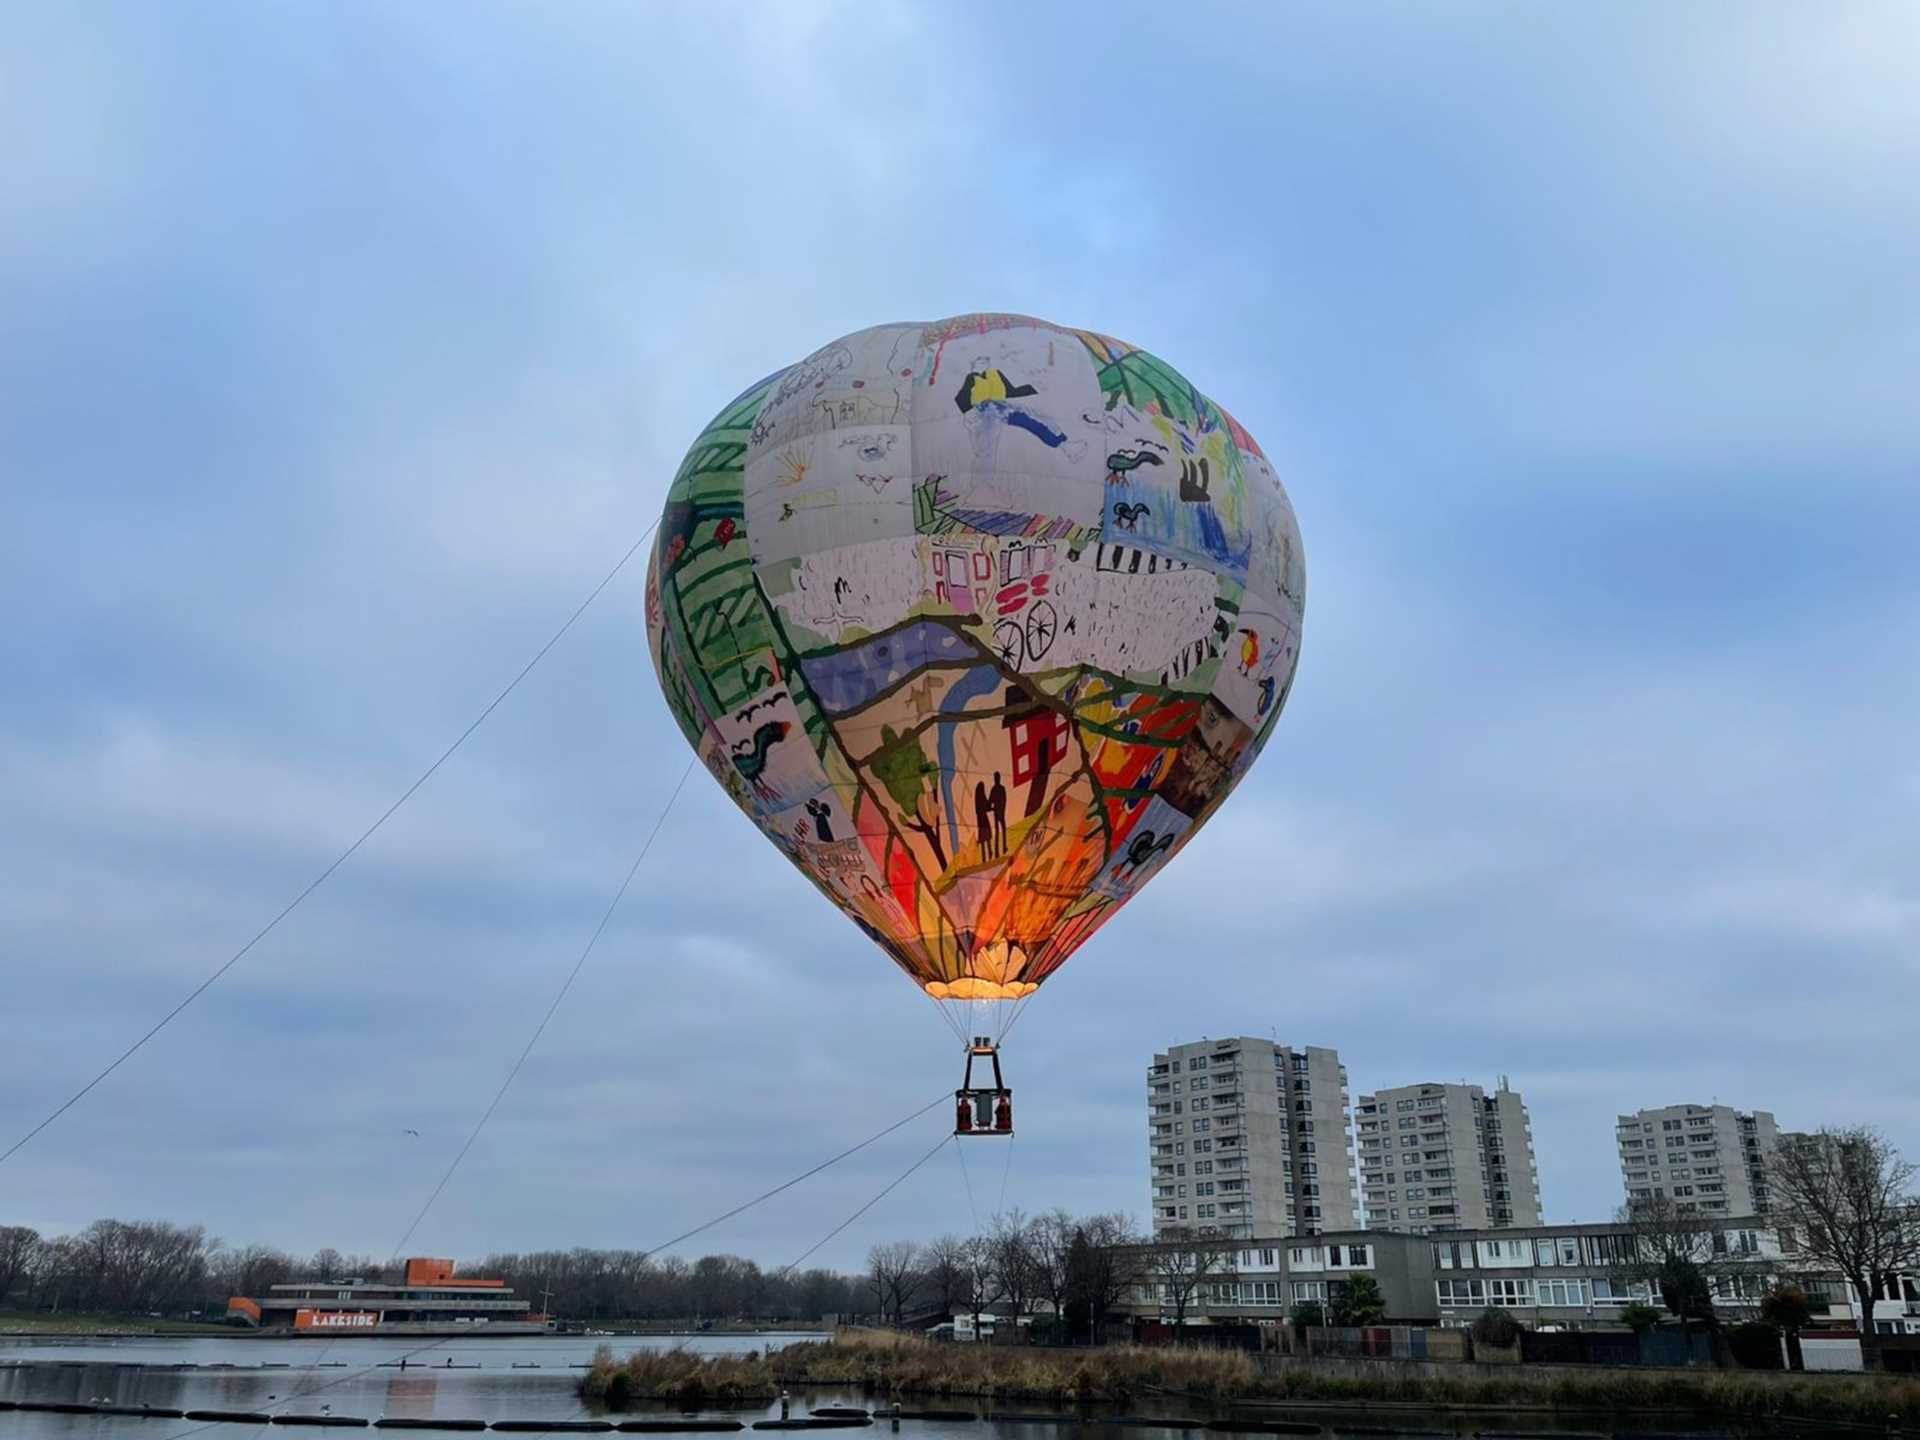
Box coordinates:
[404,1129,421,1137]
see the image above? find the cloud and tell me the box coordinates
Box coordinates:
[1,2,1914,1270]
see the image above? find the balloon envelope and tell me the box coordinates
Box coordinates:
[647,314,1303,1007]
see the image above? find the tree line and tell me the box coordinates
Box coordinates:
[0,1220,868,1323]
[860,1209,1145,1342]
[0,1208,1151,1330]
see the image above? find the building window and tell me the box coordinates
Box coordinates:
[1536,1278,1587,1307]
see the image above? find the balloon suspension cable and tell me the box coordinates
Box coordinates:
[922,987,966,1045]
[996,989,1037,1047]
[387,758,695,1262]
[642,1090,952,1259]
[997,1129,1016,1220]
[779,1131,953,1278]
[273,753,694,1409]
[954,1129,981,1232]
[0,516,663,1170]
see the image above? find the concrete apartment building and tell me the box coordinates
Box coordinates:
[1615,1104,1780,1215]
[1149,1037,1359,1240]
[1122,1216,1804,1331]
[1355,1080,1544,1234]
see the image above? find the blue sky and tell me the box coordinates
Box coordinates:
[3,3,1916,1271]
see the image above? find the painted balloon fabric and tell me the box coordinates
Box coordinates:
[646,314,1304,1007]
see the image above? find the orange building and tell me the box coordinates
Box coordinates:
[228,1257,551,1335]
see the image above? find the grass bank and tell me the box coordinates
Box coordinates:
[0,1310,237,1336]
[580,1332,1920,1426]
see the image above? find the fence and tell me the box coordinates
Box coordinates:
[1305,1326,1470,1362]
[1297,1324,1728,1369]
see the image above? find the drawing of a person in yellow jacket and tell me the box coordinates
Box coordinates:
[954,356,1086,469]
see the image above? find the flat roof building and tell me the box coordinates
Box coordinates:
[1150,1037,1358,1240]
[1120,1216,1797,1331]
[228,1256,550,1335]
[1616,1104,1779,1215]
[1355,1079,1543,1233]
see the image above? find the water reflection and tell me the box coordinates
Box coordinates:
[1,1335,1748,1440]
[0,1333,822,1437]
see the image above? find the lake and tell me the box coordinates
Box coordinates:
[1,1332,1741,1439]
[1,1332,821,1435]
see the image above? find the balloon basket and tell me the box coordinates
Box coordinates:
[955,1037,1012,1138]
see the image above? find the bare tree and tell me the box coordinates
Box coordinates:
[213,1244,293,1303]
[921,1234,970,1321]
[957,1234,1002,1340]
[1613,1196,1738,1362]
[306,1248,345,1282]
[866,1241,922,1327]
[1149,1235,1235,1333]
[1025,1211,1076,1337]
[0,1226,40,1305]
[987,1210,1041,1321]
[1067,1213,1145,1343]
[1769,1128,1920,1373]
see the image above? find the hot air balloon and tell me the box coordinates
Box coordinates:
[646,314,1304,1135]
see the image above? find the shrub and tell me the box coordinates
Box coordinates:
[1619,1301,1662,1333]
[1469,1306,1522,1349]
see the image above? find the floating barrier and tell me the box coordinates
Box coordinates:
[100,1405,188,1418]
[1207,1424,1322,1436]
[186,1410,276,1423]
[1105,1421,1206,1431]
[809,1409,872,1419]
[373,1422,489,1432]
[617,1422,747,1433]
[492,1424,614,1434]
[271,1417,372,1428]
[755,1420,875,1431]
[982,1417,1079,1427]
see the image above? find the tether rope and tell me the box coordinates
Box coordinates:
[1,520,661,1169]
[954,1130,981,1232]
[387,758,696,1260]
[640,1090,952,1259]
[778,1131,952,1277]
[163,754,694,1439]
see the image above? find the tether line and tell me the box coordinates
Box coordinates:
[1,519,661,1169]
[387,757,695,1260]
[779,1131,952,1277]
[641,1090,952,1260]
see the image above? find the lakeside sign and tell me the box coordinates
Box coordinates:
[294,1308,380,1330]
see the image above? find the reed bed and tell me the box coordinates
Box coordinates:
[581,1331,1920,1425]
